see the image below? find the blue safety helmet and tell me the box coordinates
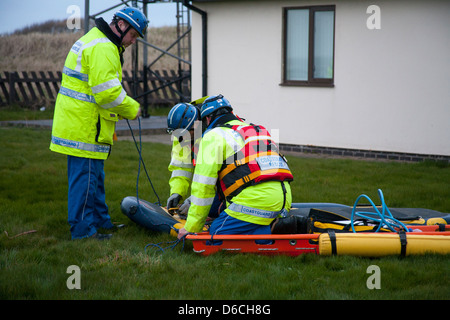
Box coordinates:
[114,7,149,38]
[167,103,200,134]
[200,94,232,119]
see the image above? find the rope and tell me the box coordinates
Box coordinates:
[125,117,186,253]
[125,117,161,206]
[144,233,188,253]
[351,189,410,233]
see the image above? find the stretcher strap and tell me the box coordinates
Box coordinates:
[328,230,337,255]
[399,231,407,256]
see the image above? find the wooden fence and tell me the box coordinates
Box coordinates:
[0,70,190,108]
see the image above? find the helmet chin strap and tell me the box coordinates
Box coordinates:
[114,19,132,48]
[113,19,132,66]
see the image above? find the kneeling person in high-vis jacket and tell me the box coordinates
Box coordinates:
[50,8,148,240]
[177,95,293,240]
[166,97,222,218]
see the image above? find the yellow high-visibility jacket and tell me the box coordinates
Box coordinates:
[184,119,292,233]
[50,23,139,160]
[168,96,208,200]
[168,136,200,199]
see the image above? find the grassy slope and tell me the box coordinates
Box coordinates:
[0,26,181,72]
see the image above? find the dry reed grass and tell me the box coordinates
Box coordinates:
[0,26,183,72]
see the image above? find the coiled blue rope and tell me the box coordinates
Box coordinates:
[351,189,410,232]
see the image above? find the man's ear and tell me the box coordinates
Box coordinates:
[117,19,124,30]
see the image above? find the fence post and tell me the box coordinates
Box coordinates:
[7,72,16,105]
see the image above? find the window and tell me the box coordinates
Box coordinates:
[282,6,335,87]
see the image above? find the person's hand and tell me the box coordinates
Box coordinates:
[179,196,191,215]
[177,227,190,240]
[166,193,182,211]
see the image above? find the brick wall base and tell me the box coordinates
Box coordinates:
[279,144,450,163]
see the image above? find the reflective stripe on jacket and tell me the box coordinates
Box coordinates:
[184,119,292,233]
[50,23,139,160]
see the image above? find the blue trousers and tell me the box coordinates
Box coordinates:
[208,211,272,244]
[67,155,114,239]
[208,193,222,218]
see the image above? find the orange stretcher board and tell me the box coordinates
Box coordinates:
[407,224,450,232]
[187,230,450,256]
[187,233,320,256]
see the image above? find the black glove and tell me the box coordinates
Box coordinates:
[167,193,182,209]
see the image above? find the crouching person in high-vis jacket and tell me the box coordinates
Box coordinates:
[166,97,222,218]
[177,95,293,241]
[50,8,148,240]
[166,102,201,214]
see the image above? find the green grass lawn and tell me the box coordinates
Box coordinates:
[0,125,449,301]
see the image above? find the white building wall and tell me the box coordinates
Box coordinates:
[191,0,450,156]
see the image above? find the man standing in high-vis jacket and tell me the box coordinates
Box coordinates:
[50,7,148,240]
[178,95,293,240]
